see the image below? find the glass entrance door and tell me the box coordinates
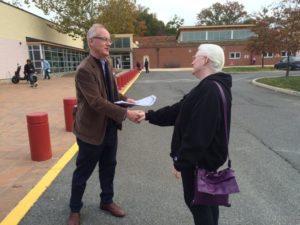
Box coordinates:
[111,55,122,69]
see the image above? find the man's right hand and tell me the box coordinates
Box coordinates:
[126,110,145,123]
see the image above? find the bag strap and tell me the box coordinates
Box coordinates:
[213,81,231,168]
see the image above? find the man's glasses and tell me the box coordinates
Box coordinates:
[92,36,113,44]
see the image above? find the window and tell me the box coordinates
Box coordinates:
[207,30,231,41]
[207,31,220,41]
[122,38,130,48]
[28,44,87,74]
[263,52,273,58]
[122,54,131,69]
[219,30,232,40]
[229,52,241,59]
[232,30,254,40]
[181,31,206,42]
[281,51,288,57]
[28,44,41,72]
[179,29,255,43]
[111,37,130,48]
[112,38,122,48]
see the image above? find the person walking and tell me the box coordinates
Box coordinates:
[138,44,232,225]
[67,24,143,225]
[251,56,256,65]
[24,59,37,87]
[144,58,149,73]
[116,57,121,70]
[41,59,51,79]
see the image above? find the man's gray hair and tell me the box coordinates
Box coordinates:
[87,24,106,40]
[197,44,225,72]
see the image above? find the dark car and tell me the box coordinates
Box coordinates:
[274,56,300,70]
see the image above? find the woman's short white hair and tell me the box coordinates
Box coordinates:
[196,44,225,72]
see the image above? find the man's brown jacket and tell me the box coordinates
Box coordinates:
[73,55,127,145]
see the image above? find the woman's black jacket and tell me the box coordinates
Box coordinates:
[145,72,232,171]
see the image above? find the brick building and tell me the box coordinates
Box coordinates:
[133,24,287,69]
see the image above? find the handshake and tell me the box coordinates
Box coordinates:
[126,110,145,124]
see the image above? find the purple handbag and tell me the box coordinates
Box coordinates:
[192,167,239,207]
[192,82,240,207]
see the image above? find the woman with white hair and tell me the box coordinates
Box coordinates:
[139,44,232,225]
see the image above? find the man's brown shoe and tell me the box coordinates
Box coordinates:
[67,212,80,225]
[100,202,126,217]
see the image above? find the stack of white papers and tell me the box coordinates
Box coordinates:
[114,95,156,107]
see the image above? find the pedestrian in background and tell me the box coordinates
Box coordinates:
[41,59,51,79]
[144,58,149,73]
[116,57,121,69]
[67,24,143,225]
[138,44,232,225]
[251,56,256,65]
[24,59,37,87]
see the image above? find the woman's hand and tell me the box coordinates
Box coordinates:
[172,166,181,179]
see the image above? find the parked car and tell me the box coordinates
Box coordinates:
[274,56,300,70]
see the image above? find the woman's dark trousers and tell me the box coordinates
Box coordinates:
[181,167,219,225]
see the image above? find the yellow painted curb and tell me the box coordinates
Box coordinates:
[0,143,78,225]
[0,71,141,225]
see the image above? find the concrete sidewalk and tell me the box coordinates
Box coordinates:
[0,76,77,222]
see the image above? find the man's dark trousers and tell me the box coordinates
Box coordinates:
[44,69,50,79]
[69,122,118,212]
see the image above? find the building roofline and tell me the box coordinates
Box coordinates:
[180,24,255,29]
[26,37,86,52]
[0,0,54,24]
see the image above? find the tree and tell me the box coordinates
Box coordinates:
[22,0,103,39]
[165,14,184,35]
[18,0,145,40]
[14,0,170,38]
[6,0,185,37]
[246,8,278,68]
[273,0,300,77]
[98,0,138,34]
[135,7,184,36]
[196,1,249,25]
[135,6,165,36]
[133,5,148,36]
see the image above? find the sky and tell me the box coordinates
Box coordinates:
[135,0,278,25]
[5,0,278,26]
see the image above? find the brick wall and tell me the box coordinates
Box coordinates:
[133,42,282,68]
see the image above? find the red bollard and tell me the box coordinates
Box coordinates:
[26,112,52,161]
[63,97,77,132]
